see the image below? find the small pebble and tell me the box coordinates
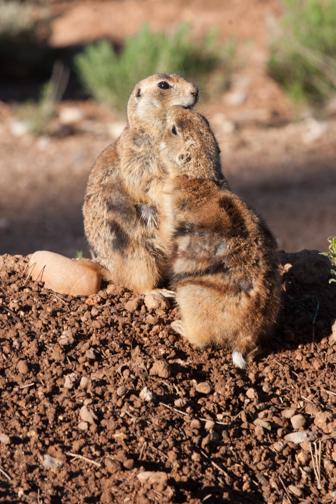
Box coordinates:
[246,388,257,400]
[123,458,134,470]
[205,420,215,431]
[255,425,264,438]
[174,398,187,408]
[0,433,10,445]
[291,414,306,430]
[137,471,168,486]
[17,359,29,374]
[144,293,167,311]
[85,348,95,360]
[124,298,140,312]
[139,386,153,402]
[116,385,127,397]
[254,418,271,430]
[191,452,201,462]
[289,485,302,497]
[314,411,332,432]
[79,377,89,389]
[284,431,311,444]
[43,454,63,470]
[59,329,74,346]
[105,458,121,474]
[297,450,309,465]
[79,405,97,425]
[190,419,201,430]
[273,441,284,452]
[72,439,85,452]
[281,408,296,419]
[195,382,211,395]
[149,360,171,379]
[78,421,88,431]
[64,374,76,390]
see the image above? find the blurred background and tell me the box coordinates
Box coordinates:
[0,0,335,257]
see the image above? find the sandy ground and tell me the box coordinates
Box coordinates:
[0,107,335,257]
[0,0,335,258]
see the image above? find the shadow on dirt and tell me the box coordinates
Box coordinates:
[0,198,89,258]
[174,478,265,504]
[264,250,336,355]
[0,35,121,103]
[1,155,335,258]
[230,155,336,253]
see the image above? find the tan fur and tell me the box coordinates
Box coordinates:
[83,74,199,293]
[161,107,281,361]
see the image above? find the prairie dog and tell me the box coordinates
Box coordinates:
[83,74,199,294]
[160,107,281,368]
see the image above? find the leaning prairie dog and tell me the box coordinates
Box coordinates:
[160,107,281,368]
[83,74,202,295]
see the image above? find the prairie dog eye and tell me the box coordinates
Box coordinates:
[135,88,141,98]
[171,125,178,135]
[158,81,171,90]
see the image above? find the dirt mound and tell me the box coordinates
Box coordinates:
[0,252,335,503]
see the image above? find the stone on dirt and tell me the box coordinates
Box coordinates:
[79,405,97,425]
[137,471,168,486]
[29,251,102,296]
[290,414,306,430]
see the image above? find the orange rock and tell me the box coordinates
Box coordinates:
[29,251,102,296]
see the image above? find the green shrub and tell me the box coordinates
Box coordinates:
[17,63,69,136]
[75,24,235,112]
[323,236,336,283]
[268,0,336,105]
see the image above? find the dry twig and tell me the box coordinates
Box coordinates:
[200,450,229,478]
[66,452,101,468]
[310,441,322,490]
[278,475,293,503]
[0,466,11,481]
[159,401,230,427]
[0,305,20,323]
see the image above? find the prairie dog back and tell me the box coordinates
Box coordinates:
[161,107,281,367]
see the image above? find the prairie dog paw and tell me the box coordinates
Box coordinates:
[232,351,246,369]
[155,288,176,299]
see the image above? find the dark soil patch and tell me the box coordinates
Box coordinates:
[0,252,335,503]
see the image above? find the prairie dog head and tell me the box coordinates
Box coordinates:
[127,74,198,128]
[160,106,221,179]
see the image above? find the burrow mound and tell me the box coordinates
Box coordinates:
[0,251,335,503]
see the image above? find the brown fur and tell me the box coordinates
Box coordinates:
[83,74,200,293]
[160,107,281,363]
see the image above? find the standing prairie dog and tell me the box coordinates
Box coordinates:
[160,107,281,368]
[83,73,204,295]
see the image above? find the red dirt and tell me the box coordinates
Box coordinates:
[0,251,335,503]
